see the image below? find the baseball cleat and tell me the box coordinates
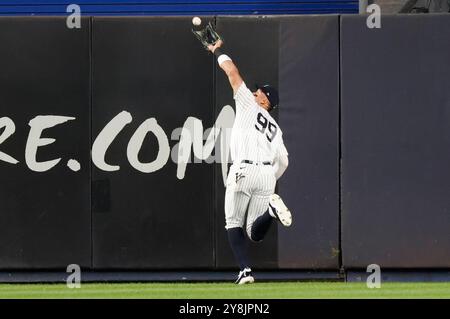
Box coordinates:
[269,194,292,227]
[235,268,255,285]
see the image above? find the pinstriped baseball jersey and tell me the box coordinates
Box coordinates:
[231,82,288,164]
[224,82,288,231]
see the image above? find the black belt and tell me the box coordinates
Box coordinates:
[241,160,272,166]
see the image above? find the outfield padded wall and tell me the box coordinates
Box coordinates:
[0,15,449,271]
[341,14,450,268]
[277,15,340,269]
[0,17,91,269]
[91,17,215,269]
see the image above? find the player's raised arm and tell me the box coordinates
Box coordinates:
[207,40,243,95]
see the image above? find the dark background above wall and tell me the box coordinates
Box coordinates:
[0,1,359,15]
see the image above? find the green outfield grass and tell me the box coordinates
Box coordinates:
[0,282,449,299]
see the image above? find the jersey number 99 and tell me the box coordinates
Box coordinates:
[255,113,277,142]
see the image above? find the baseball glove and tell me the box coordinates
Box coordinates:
[192,21,223,50]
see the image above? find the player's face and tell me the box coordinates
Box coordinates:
[253,89,271,111]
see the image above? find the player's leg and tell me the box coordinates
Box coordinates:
[245,167,276,242]
[246,194,273,242]
[246,167,292,242]
[251,194,292,235]
[227,226,254,285]
[224,165,255,284]
[225,184,251,267]
[225,189,255,284]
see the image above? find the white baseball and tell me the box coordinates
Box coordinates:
[192,17,201,26]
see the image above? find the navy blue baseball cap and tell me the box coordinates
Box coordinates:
[255,84,279,110]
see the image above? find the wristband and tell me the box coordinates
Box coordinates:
[217,54,232,66]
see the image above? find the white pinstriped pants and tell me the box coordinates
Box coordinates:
[224,163,276,239]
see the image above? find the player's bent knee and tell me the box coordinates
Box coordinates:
[247,227,263,243]
[249,234,264,243]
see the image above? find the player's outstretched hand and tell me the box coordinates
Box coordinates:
[208,39,223,54]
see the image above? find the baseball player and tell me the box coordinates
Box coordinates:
[207,40,292,284]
